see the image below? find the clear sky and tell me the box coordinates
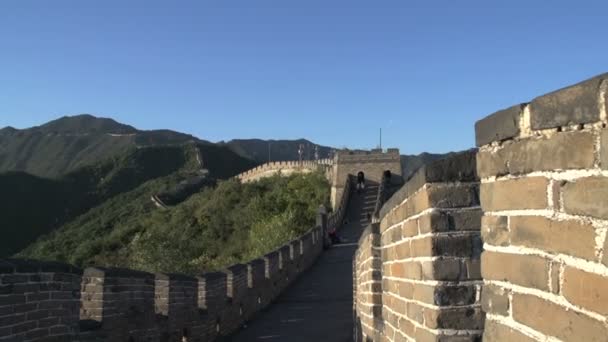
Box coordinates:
[1,1,606,154]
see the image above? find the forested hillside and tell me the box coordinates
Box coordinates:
[20,171,329,275]
[0,143,255,257]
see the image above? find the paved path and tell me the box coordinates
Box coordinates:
[229,182,378,342]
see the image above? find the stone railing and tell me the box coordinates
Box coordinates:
[0,188,349,341]
[235,159,333,183]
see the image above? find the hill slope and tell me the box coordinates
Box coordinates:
[0,114,203,178]
[0,142,255,257]
[19,171,329,274]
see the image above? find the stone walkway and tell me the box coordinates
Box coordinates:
[228,182,378,342]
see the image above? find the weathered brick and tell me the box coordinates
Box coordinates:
[418,212,448,234]
[427,183,479,209]
[481,284,509,316]
[414,325,439,342]
[482,319,536,342]
[391,262,405,278]
[562,267,608,315]
[424,307,484,330]
[434,285,477,306]
[529,73,606,130]
[402,219,418,237]
[422,258,462,281]
[512,293,608,342]
[403,261,422,280]
[464,259,481,280]
[477,131,596,178]
[398,315,415,337]
[602,129,608,170]
[407,301,424,323]
[551,180,561,209]
[410,237,432,257]
[550,261,561,294]
[395,241,411,260]
[481,177,549,211]
[510,216,596,260]
[481,251,549,291]
[432,234,479,258]
[481,215,509,246]
[603,235,608,267]
[563,176,608,219]
[447,209,482,231]
[475,104,522,147]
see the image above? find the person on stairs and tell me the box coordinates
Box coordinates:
[356,171,365,194]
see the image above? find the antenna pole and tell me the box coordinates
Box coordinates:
[380,128,382,149]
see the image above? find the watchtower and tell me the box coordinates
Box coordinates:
[330,148,402,208]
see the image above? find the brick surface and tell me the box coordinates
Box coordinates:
[447,209,482,231]
[480,177,549,211]
[427,183,479,209]
[512,293,608,342]
[424,306,484,330]
[562,266,608,315]
[481,215,509,246]
[510,216,597,260]
[477,131,595,177]
[550,262,561,294]
[482,319,536,342]
[563,176,608,219]
[402,220,418,237]
[481,284,509,316]
[602,129,608,170]
[529,73,606,129]
[475,104,522,146]
[481,251,549,291]
[603,235,608,267]
[417,212,448,234]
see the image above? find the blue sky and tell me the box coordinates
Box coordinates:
[0,1,606,154]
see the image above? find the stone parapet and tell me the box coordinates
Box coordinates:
[476,73,608,342]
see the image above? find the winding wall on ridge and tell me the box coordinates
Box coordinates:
[234,159,333,184]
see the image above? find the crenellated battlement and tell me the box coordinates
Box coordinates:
[234,159,333,183]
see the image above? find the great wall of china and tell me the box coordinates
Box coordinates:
[1,73,608,341]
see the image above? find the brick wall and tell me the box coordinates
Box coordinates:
[354,151,483,342]
[235,159,333,184]
[476,73,608,341]
[0,177,351,341]
[0,260,81,341]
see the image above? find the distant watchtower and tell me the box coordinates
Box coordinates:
[330,148,402,208]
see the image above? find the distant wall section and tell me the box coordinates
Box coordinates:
[235,159,332,184]
[331,149,402,208]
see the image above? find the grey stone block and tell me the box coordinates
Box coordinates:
[475,104,523,146]
[530,73,608,129]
